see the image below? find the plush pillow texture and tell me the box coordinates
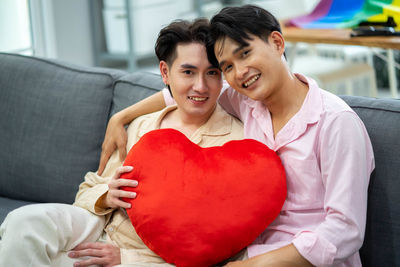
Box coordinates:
[121,128,286,267]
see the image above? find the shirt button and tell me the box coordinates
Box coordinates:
[108,226,114,232]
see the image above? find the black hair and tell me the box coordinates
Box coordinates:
[209,5,282,56]
[155,18,219,68]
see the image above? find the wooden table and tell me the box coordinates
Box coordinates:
[282,27,400,49]
[282,26,400,97]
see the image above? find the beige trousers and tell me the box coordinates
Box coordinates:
[0,203,248,267]
[0,203,105,267]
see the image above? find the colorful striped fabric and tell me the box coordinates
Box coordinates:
[287,0,400,29]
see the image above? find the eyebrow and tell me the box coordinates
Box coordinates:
[180,64,217,70]
[218,44,246,69]
[233,44,246,55]
[180,64,197,69]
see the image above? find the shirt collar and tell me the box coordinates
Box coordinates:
[273,74,324,149]
[137,104,233,144]
[294,73,323,126]
[137,105,177,138]
[190,104,234,144]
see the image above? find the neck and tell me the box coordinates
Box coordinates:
[161,105,216,138]
[263,72,308,119]
[263,71,309,137]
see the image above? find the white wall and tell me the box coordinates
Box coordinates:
[252,0,319,20]
[30,0,94,66]
[51,0,94,66]
[52,0,94,66]
[0,0,31,53]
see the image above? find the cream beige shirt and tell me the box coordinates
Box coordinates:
[73,104,243,264]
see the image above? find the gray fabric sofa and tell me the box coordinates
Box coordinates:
[0,52,399,266]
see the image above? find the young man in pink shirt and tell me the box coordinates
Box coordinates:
[98,5,374,266]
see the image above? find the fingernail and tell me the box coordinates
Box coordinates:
[126,166,133,171]
[132,180,138,186]
[68,252,75,257]
[131,192,137,198]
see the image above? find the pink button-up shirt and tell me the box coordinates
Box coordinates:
[163,74,374,266]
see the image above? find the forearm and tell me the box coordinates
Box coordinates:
[115,91,166,125]
[237,244,313,267]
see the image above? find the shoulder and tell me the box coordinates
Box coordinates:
[125,109,165,149]
[300,73,354,117]
[320,90,363,126]
[318,90,369,143]
[321,90,353,115]
[126,110,161,133]
[300,74,367,137]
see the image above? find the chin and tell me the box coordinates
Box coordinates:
[239,90,258,100]
[247,86,269,100]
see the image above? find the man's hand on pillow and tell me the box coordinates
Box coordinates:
[105,166,137,209]
[68,242,120,267]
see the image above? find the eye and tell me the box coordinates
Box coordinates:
[183,70,193,75]
[223,64,232,73]
[207,69,220,76]
[242,50,250,57]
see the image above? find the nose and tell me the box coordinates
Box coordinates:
[235,64,249,80]
[193,74,208,94]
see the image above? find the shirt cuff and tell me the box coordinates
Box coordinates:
[120,248,141,264]
[292,231,337,267]
[93,184,114,215]
[120,248,166,264]
[162,88,175,106]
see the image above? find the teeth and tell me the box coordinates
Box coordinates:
[188,96,207,101]
[244,74,260,88]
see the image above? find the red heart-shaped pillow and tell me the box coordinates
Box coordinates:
[121,128,286,267]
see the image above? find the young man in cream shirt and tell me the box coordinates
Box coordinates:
[0,19,243,267]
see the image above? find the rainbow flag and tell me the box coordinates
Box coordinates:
[287,0,400,29]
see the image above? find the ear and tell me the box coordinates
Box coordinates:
[269,31,285,56]
[159,61,170,85]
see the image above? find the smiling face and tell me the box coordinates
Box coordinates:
[160,42,222,123]
[215,32,286,104]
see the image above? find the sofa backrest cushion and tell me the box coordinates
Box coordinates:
[340,96,400,267]
[110,72,164,116]
[0,53,123,204]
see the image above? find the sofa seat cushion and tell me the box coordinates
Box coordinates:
[0,196,36,224]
